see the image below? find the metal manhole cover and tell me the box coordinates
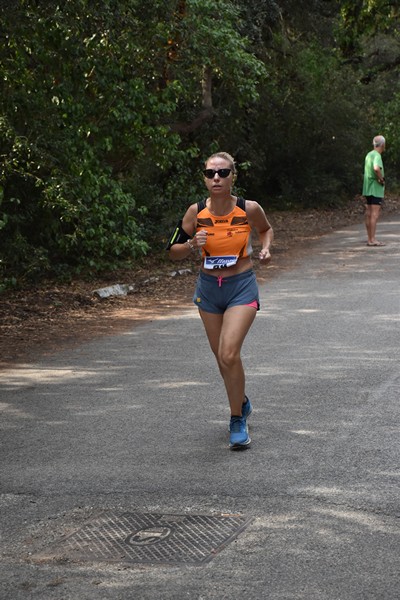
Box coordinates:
[35,511,253,566]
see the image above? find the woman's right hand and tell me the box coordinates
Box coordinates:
[193,229,207,249]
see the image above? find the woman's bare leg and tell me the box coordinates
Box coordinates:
[199,305,257,415]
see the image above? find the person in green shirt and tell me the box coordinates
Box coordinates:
[362,135,386,246]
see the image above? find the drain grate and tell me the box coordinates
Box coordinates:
[36,511,253,566]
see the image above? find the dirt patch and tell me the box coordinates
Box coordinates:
[1,195,398,369]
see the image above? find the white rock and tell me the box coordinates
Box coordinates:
[169,269,192,277]
[93,284,134,298]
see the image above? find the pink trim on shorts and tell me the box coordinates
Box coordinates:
[246,301,259,309]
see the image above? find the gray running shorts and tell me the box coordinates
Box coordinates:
[193,269,260,314]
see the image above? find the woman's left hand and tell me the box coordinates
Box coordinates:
[259,248,271,264]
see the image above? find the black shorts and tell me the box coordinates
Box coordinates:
[366,196,383,206]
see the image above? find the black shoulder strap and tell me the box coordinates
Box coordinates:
[197,199,207,212]
[236,197,246,211]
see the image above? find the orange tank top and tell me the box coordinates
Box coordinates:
[196,197,252,269]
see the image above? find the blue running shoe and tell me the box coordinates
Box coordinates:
[229,416,251,449]
[242,395,253,420]
[227,396,253,431]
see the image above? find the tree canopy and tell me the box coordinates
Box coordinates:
[0,0,399,286]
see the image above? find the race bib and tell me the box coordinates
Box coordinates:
[203,256,238,270]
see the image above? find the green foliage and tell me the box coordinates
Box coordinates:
[338,0,399,57]
[1,1,159,280]
[0,0,267,285]
[378,91,400,188]
[1,0,399,286]
[217,34,368,207]
[335,0,400,188]
[274,42,367,205]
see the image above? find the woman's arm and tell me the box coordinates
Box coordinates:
[246,200,273,264]
[168,204,198,261]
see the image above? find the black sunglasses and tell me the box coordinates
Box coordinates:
[203,168,232,179]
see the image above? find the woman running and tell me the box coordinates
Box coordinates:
[168,152,273,449]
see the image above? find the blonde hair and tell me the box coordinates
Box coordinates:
[205,152,237,174]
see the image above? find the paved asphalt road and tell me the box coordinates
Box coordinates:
[1,218,399,600]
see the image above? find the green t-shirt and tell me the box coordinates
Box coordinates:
[362,149,384,198]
